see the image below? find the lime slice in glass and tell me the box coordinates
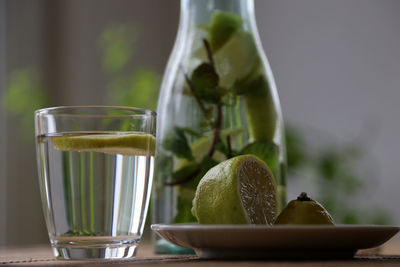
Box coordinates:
[52,133,155,156]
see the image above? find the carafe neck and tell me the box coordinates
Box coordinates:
[178,0,257,34]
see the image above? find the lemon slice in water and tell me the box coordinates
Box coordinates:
[52,133,155,156]
[192,154,278,224]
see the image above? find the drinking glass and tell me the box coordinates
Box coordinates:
[35,106,156,260]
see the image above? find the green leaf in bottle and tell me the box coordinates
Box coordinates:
[169,161,200,185]
[173,156,219,223]
[191,63,224,104]
[163,127,194,160]
[180,127,203,138]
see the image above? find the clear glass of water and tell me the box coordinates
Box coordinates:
[34,106,156,260]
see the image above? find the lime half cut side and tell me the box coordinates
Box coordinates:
[237,155,278,224]
[52,132,156,156]
[192,155,278,225]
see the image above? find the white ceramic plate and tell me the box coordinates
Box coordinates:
[151,224,399,259]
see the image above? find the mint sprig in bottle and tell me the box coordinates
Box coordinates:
[153,0,286,254]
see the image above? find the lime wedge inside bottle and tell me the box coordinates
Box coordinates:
[214,31,258,88]
[208,11,243,53]
[190,127,245,163]
[52,133,156,156]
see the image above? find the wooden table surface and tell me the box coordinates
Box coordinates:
[1,238,400,266]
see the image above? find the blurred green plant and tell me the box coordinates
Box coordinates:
[3,68,47,139]
[99,23,160,110]
[285,124,391,225]
[99,23,136,74]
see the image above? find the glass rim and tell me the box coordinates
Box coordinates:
[34,105,156,118]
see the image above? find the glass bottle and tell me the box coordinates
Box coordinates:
[152,0,286,254]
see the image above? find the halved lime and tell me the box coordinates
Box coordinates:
[274,192,335,225]
[192,154,278,224]
[52,132,155,156]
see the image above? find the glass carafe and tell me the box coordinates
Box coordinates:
[152,0,286,254]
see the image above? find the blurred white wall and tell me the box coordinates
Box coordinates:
[43,0,179,106]
[5,0,54,246]
[0,0,6,246]
[255,0,400,218]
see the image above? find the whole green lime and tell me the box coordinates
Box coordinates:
[191,154,278,224]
